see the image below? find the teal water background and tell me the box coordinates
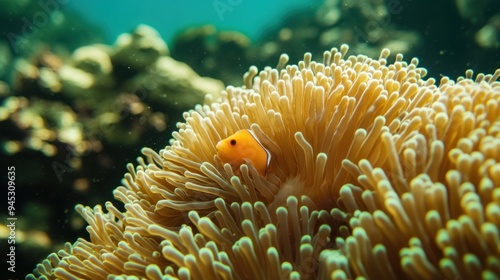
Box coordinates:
[67,0,321,45]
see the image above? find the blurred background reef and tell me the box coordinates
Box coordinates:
[0,0,499,275]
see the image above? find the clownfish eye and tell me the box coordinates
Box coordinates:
[230,139,237,146]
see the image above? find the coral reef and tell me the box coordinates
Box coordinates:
[0,0,104,57]
[475,13,500,49]
[1,0,499,276]
[171,25,251,87]
[171,0,500,86]
[4,23,223,168]
[0,24,223,275]
[112,24,169,71]
[27,45,500,279]
[455,0,488,23]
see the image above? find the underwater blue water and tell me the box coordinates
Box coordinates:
[67,0,321,45]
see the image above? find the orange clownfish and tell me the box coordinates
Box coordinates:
[216,129,271,175]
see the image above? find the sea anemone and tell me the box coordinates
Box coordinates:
[28,45,500,279]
